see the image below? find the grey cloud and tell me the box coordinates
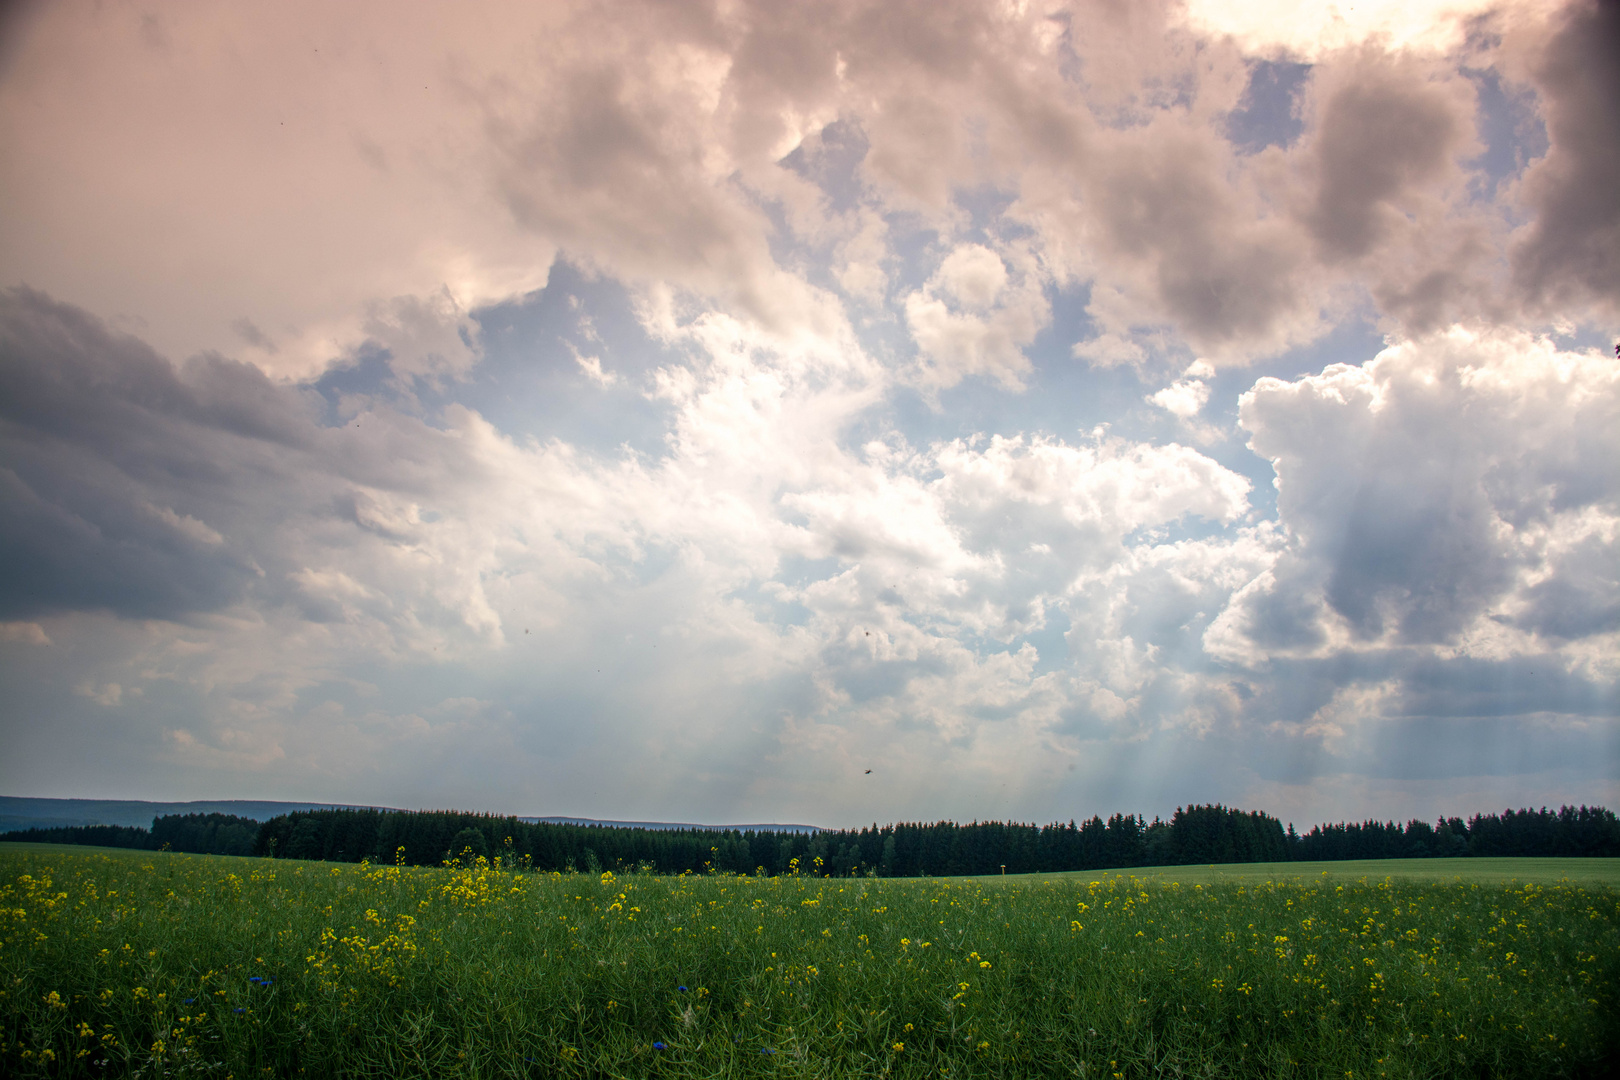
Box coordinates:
[1181,649,1617,785]
[0,289,288,619]
[1395,654,1619,719]
[1368,261,1481,336]
[1231,330,1620,650]
[231,318,277,353]
[1357,714,1617,781]
[360,290,480,383]
[1511,0,1620,312]
[487,55,783,321]
[1510,532,1620,641]
[1244,376,1484,645]
[1321,451,1519,643]
[1302,55,1465,262]
[1085,124,1305,347]
[0,288,499,626]
[0,464,249,620]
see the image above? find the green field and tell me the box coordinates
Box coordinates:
[2,845,1616,1078]
[1017,857,1620,888]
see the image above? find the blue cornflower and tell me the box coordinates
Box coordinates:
[652,1041,668,1051]
[677,985,688,992]
[760,1047,776,1055]
[248,976,261,984]
[234,1008,245,1014]
[184,998,195,1005]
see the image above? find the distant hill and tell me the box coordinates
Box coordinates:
[0,797,391,833]
[1,797,821,835]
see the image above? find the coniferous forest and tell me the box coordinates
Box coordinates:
[10,804,1613,874]
[1,812,259,857]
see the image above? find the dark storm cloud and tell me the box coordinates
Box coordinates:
[0,289,312,619]
[0,288,403,622]
[0,286,598,639]
[1512,0,1620,311]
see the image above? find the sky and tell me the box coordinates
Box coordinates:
[1,0,1616,830]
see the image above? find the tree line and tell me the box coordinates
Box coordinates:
[250,802,1617,874]
[6,804,1615,874]
[0,812,259,856]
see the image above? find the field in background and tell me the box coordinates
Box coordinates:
[1016,857,1620,888]
[2,845,1616,1078]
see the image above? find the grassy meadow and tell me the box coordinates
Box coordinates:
[2,845,1616,1078]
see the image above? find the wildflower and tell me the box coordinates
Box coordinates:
[893,1041,905,1052]
[653,1041,668,1051]
[760,1047,776,1055]
[677,985,689,992]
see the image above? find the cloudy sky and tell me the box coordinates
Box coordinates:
[1,0,1616,830]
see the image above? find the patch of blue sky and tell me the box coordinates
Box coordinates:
[587,539,685,590]
[1548,324,1615,354]
[771,554,845,590]
[308,347,397,427]
[776,118,869,216]
[1462,64,1548,205]
[725,575,817,630]
[952,184,1027,241]
[1120,514,1246,551]
[1226,60,1312,154]
[1105,594,1221,669]
[1015,608,1073,677]
[880,212,950,297]
[876,282,1148,445]
[465,263,679,457]
[305,261,679,459]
